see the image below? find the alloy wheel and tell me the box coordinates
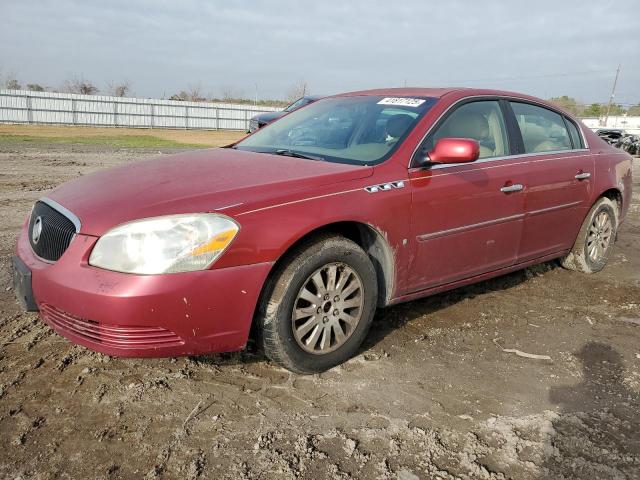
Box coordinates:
[291,262,364,354]
[587,211,613,262]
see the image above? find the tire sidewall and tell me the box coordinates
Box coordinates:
[580,201,617,272]
[270,240,378,373]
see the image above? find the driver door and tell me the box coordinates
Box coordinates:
[406,100,527,292]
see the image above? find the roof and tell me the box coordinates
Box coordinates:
[337,87,467,98]
[332,87,571,116]
[336,87,543,101]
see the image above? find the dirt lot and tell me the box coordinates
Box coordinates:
[0,136,639,480]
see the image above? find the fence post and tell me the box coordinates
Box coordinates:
[244,109,248,131]
[185,105,189,129]
[71,98,77,125]
[150,103,154,129]
[113,100,118,127]
[216,107,220,130]
[26,95,33,124]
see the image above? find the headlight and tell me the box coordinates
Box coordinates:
[89,214,239,274]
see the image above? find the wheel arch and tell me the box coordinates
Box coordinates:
[599,187,623,220]
[257,221,396,311]
[572,187,623,244]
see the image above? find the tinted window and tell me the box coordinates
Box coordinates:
[565,118,584,149]
[429,101,509,159]
[510,102,572,153]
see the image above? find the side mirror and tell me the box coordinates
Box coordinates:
[426,138,480,164]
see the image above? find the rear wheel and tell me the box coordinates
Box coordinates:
[560,197,618,273]
[258,235,378,374]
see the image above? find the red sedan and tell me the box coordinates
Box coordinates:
[13,88,634,373]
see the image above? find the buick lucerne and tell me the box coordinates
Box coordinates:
[13,88,634,373]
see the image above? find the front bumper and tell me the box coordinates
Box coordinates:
[15,223,273,357]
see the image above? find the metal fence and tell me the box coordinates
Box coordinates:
[0,89,282,131]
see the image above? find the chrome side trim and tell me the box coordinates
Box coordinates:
[574,119,590,149]
[39,197,81,232]
[214,202,244,211]
[237,187,365,216]
[409,94,591,168]
[527,201,582,217]
[416,200,584,241]
[416,213,525,241]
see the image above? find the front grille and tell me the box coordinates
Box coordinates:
[40,304,184,349]
[28,201,77,261]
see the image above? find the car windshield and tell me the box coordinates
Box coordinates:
[235,95,437,165]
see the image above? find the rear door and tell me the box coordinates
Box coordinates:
[507,101,594,261]
[407,99,528,292]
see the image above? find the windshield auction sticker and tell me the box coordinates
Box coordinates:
[377,97,426,107]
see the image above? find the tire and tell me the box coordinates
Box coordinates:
[258,234,378,374]
[560,197,618,273]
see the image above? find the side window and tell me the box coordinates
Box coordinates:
[510,102,572,153]
[565,118,584,149]
[429,101,509,159]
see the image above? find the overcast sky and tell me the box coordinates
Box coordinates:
[2,0,639,104]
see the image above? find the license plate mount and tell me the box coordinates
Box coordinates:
[12,256,38,311]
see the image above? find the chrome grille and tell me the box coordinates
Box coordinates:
[28,200,78,262]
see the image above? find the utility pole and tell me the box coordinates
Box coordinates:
[604,64,621,127]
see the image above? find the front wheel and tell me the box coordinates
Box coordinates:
[560,197,618,273]
[258,235,378,374]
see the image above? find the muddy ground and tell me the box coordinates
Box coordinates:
[0,140,639,480]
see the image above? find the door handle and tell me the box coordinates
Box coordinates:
[500,184,524,193]
[575,172,591,180]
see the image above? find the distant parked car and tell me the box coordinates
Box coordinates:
[620,134,640,155]
[595,128,625,145]
[248,95,322,132]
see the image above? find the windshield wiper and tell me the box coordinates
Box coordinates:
[274,149,325,161]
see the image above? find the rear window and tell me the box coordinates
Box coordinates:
[510,102,572,154]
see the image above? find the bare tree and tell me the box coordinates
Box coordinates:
[285,80,309,102]
[170,85,206,102]
[220,86,240,101]
[186,84,205,102]
[548,96,584,117]
[108,80,132,97]
[169,90,189,101]
[26,83,45,92]
[63,76,99,95]
[5,72,21,90]
[218,86,247,102]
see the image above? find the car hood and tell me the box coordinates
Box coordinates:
[47,148,373,236]
[253,111,285,123]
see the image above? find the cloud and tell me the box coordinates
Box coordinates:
[1,0,638,103]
